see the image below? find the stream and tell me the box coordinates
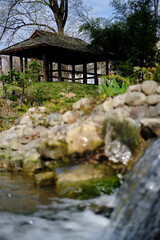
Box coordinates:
[0,171,116,240]
[0,138,160,240]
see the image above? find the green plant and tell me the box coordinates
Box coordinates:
[153,64,160,81]
[99,76,130,97]
[15,104,29,114]
[132,64,160,82]
[1,60,41,95]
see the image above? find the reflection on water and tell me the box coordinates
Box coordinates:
[0,171,114,240]
[0,171,56,214]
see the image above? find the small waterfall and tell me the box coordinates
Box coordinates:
[103,137,160,240]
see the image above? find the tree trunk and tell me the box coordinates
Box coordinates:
[154,0,159,20]
[49,0,68,35]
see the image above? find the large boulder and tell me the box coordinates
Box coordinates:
[65,122,103,155]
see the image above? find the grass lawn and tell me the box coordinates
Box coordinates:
[0,81,99,115]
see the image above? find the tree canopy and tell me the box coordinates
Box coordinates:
[80,0,159,75]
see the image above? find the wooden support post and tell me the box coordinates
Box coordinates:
[9,55,13,82]
[20,57,23,72]
[0,56,2,74]
[49,62,52,82]
[83,63,87,84]
[24,58,28,70]
[106,60,109,75]
[72,65,75,83]
[94,62,98,85]
[9,55,13,71]
[58,61,62,82]
[43,53,49,82]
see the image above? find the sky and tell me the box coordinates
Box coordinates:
[83,0,114,18]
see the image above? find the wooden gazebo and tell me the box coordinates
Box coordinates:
[0,30,109,85]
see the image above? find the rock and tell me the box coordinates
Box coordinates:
[10,151,24,169]
[104,117,141,154]
[66,122,103,155]
[156,86,160,94]
[30,113,47,126]
[105,140,132,165]
[37,106,49,113]
[72,98,92,110]
[127,84,141,92]
[147,94,160,105]
[38,139,67,161]
[27,107,49,114]
[102,98,113,112]
[105,106,131,120]
[20,115,33,126]
[23,127,34,138]
[129,106,149,120]
[0,129,18,142]
[141,80,158,95]
[63,111,76,123]
[9,138,23,151]
[57,164,115,182]
[113,94,126,108]
[27,107,36,114]
[85,112,106,126]
[60,92,76,98]
[23,148,42,172]
[125,92,146,106]
[48,113,63,126]
[32,126,47,138]
[148,102,160,117]
[35,171,57,186]
[14,125,26,137]
[140,118,160,136]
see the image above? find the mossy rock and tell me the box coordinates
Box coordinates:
[35,171,57,186]
[104,118,142,153]
[56,176,120,200]
[38,140,68,161]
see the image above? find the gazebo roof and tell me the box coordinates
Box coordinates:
[0,30,106,65]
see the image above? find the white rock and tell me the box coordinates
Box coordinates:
[125,92,146,106]
[147,95,160,105]
[102,98,113,112]
[63,111,76,123]
[127,84,141,92]
[72,98,92,110]
[141,80,158,95]
[113,93,126,108]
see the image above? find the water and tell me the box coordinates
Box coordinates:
[1,138,160,240]
[0,171,115,240]
[103,138,160,240]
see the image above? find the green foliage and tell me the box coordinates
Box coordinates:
[27,60,41,82]
[132,64,160,82]
[0,60,41,94]
[15,103,29,114]
[80,0,159,75]
[0,73,10,84]
[1,82,98,115]
[153,64,160,81]
[99,75,130,97]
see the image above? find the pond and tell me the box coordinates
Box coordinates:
[0,171,116,240]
